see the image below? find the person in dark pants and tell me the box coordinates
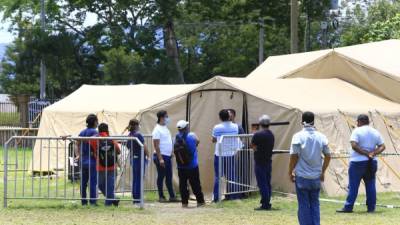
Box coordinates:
[126,119,150,204]
[251,115,275,210]
[90,123,121,206]
[152,110,179,202]
[289,112,331,225]
[337,114,385,213]
[175,120,205,208]
[76,114,98,206]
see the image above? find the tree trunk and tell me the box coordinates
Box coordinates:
[290,0,299,53]
[164,20,185,84]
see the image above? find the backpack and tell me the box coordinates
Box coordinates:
[173,133,193,166]
[98,139,117,167]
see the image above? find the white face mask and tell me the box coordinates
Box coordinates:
[164,117,170,126]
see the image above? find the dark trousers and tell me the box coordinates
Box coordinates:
[153,154,176,199]
[178,167,205,205]
[344,160,378,212]
[255,161,272,209]
[213,155,240,201]
[98,170,116,206]
[132,157,146,202]
[295,176,321,225]
[80,164,97,205]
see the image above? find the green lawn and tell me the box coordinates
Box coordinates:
[1,147,400,225]
[0,112,20,126]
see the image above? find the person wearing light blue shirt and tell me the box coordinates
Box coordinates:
[212,109,239,202]
[337,114,385,213]
[289,111,331,225]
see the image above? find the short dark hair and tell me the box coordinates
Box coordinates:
[219,109,230,122]
[357,114,370,124]
[302,111,314,125]
[156,110,168,123]
[86,114,98,128]
[98,123,109,133]
[128,119,139,132]
[228,109,236,116]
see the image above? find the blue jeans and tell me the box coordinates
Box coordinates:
[295,176,321,225]
[344,160,377,212]
[80,164,97,205]
[213,155,240,201]
[98,170,116,206]
[255,161,272,208]
[153,154,175,199]
[132,157,146,202]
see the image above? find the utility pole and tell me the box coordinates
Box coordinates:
[290,0,299,53]
[39,0,46,99]
[258,18,265,65]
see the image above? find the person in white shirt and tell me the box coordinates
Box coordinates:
[337,114,385,213]
[152,110,179,202]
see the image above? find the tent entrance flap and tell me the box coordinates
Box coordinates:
[186,89,248,131]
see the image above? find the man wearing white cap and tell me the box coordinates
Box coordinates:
[174,120,205,208]
[251,115,275,210]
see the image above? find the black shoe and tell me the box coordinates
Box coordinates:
[112,200,120,207]
[336,208,353,213]
[254,206,271,211]
[182,203,189,208]
[159,197,168,203]
[197,202,206,207]
[169,197,181,203]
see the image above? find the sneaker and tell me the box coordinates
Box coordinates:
[254,206,271,211]
[169,197,181,203]
[336,208,353,213]
[159,197,168,203]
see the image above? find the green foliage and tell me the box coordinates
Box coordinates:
[363,13,400,41]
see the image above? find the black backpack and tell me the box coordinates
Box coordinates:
[98,140,117,167]
[174,133,193,166]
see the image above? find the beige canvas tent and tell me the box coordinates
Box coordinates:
[247,39,400,103]
[134,76,400,196]
[33,84,197,173]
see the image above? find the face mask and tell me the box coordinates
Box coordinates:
[165,117,170,126]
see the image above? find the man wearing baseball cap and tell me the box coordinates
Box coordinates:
[251,115,275,210]
[337,114,385,213]
[174,120,205,208]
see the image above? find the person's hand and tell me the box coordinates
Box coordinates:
[74,156,80,162]
[368,151,375,159]
[320,173,325,182]
[289,172,295,183]
[159,158,165,168]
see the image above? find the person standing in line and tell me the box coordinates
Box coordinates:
[337,114,385,213]
[76,114,99,206]
[288,111,331,225]
[251,115,275,210]
[152,110,179,202]
[126,119,150,204]
[212,109,240,202]
[228,109,245,134]
[174,120,205,208]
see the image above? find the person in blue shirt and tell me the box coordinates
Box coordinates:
[337,114,386,213]
[212,109,239,202]
[289,111,331,225]
[175,120,205,208]
[75,114,99,206]
[126,119,149,204]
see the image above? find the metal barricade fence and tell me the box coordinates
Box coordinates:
[217,134,289,200]
[3,136,145,208]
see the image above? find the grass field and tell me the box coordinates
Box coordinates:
[0,112,20,126]
[1,148,400,225]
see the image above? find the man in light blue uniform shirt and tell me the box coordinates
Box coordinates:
[289,111,331,225]
[212,109,239,202]
[337,114,385,213]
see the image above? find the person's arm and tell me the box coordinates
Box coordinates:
[288,154,299,183]
[192,133,200,147]
[371,144,385,158]
[153,139,164,167]
[75,140,81,160]
[251,136,257,151]
[321,153,331,181]
[351,141,370,157]
[212,137,217,143]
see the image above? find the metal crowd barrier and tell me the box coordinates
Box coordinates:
[3,136,145,208]
[217,134,290,200]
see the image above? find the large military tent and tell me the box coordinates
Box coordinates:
[247,39,400,103]
[32,84,196,173]
[132,76,400,197]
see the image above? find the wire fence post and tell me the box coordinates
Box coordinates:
[218,138,223,202]
[140,142,145,208]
